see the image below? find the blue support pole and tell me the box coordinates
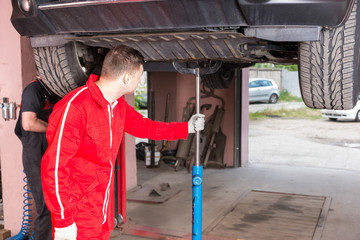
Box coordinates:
[192,165,203,240]
[171,61,221,240]
[192,67,202,240]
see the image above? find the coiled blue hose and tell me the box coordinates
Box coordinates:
[6,170,34,240]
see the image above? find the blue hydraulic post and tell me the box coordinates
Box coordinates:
[172,61,221,240]
[192,165,203,239]
[192,68,202,240]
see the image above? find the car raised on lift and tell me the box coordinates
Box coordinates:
[10,0,360,111]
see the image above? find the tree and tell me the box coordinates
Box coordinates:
[254,63,298,71]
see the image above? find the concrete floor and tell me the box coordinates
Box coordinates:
[111,161,360,240]
[112,118,360,240]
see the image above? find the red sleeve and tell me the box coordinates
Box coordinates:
[41,104,85,228]
[124,102,188,140]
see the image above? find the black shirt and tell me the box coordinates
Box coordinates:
[15,80,56,138]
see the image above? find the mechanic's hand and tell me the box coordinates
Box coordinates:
[54,222,77,240]
[188,114,205,134]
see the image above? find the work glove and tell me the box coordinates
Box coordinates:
[188,114,205,134]
[54,222,77,240]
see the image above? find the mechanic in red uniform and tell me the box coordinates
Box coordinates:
[41,45,204,240]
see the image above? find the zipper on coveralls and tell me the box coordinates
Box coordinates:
[103,101,118,224]
[103,104,114,224]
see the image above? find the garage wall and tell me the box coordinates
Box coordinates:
[282,69,301,97]
[0,1,25,233]
[21,38,37,88]
[124,95,137,190]
[151,72,179,150]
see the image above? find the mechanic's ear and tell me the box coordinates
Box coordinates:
[123,73,130,85]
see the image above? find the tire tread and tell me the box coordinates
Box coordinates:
[33,43,87,97]
[299,0,359,110]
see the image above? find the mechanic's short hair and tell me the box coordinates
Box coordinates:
[101,45,145,79]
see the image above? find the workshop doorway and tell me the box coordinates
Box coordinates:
[134,67,249,171]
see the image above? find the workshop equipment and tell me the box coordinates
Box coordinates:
[203,105,226,168]
[6,171,33,240]
[179,87,226,171]
[173,60,221,240]
[174,102,195,171]
[1,97,19,121]
[186,104,212,172]
[148,91,157,167]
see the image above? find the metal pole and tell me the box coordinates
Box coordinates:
[192,68,203,240]
[195,68,201,167]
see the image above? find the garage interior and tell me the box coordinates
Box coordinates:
[2,1,360,240]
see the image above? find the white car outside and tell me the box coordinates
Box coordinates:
[249,78,280,104]
[321,96,360,121]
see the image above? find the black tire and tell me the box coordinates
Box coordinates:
[355,110,360,121]
[269,94,278,104]
[299,0,360,110]
[201,65,235,89]
[201,63,255,89]
[33,42,107,97]
[329,118,338,121]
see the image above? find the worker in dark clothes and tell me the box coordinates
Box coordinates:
[15,77,59,240]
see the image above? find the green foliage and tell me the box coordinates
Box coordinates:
[279,64,298,71]
[249,107,322,120]
[134,88,147,111]
[253,63,298,71]
[279,90,303,102]
[134,94,145,111]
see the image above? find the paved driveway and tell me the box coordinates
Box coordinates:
[249,118,360,171]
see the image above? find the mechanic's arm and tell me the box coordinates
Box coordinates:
[22,111,48,132]
[124,103,189,140]
[42,105,85,231]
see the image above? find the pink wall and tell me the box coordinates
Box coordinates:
[151,72,178,150]
[0,1,26,233]
[21,37,37,88]
[124,95,137,190]
[241,69,249,166]
[152,72,236,167]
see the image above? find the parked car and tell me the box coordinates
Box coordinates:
[10,0,360,110]
[249,78,280,104]
[321,96,360,121]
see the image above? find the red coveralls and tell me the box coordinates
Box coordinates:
[41,75,188,240]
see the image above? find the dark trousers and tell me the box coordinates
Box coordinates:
[22,132,52,240]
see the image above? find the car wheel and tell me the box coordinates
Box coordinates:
[269,94,278,104]
[201,64,234,89]
[329,118,338,121]
[201,63,253,89]
[299,0,360,110]
[33,42,108,97]
[355,110,360,122]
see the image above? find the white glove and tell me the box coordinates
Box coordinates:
[188,114,205,134]
[54,223,77,240]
